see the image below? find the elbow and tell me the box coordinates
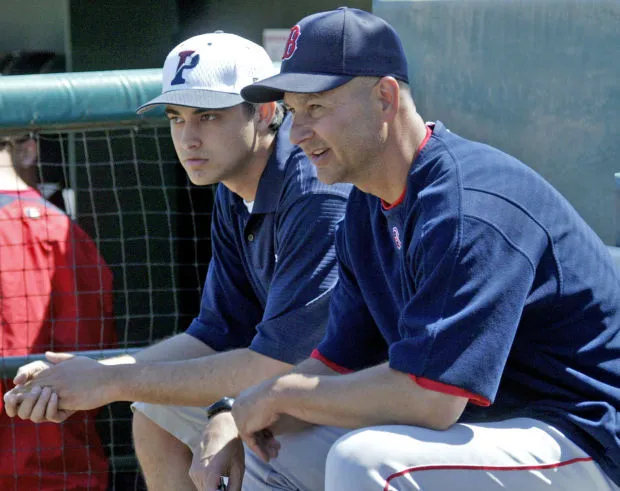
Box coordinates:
[420,395,468,431]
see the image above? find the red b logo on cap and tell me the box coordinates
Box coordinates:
[282,25,301,60]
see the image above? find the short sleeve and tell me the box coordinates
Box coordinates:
[185,196,263,350]
[389,212,542,405]
[249,193,349,364]
[313,220,389,372]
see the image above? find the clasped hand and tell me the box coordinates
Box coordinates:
[189,411,245,491]
[3,352,113,422]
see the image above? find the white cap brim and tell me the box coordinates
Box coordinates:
[136,88,245,114]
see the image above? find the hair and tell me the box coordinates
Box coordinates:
[0,134,34,158]
[241,102,286,133]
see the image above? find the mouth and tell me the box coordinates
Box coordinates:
[307,148,330,165]
[184,158,208,168]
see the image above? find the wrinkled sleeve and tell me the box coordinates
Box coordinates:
[313,219,389,372]
[185,195,262,351]
[389,202,544,406]
[249,193,349,364]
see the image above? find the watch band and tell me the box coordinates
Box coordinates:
[206,396,235,420]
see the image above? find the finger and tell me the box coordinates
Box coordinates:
[202,470,223,491]
[46,392,71,423]
[3,390,25,417]
[13,369,31,385]
[189,469,205,491]
[29,387,53,423]
[13,363,39,385]
[244,434,270,463]
[45,351,74,364]
[255,429,280,460]
[265,438,281,459]
[16,385,42,420]
[229,468,243,491]
[46,392,61,422]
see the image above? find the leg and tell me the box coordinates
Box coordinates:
[243,425,350,491]
[325,417,619,491]
[132,402,208,491]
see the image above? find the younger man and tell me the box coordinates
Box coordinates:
[5,32,350,491]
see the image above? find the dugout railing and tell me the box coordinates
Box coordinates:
[0,69,216,490]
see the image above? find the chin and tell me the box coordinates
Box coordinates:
[316,169,344,186]
[187,171,218,186]
[192,178,217,187]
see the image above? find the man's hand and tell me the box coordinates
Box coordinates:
[13,359,51,386]
[6,386,76,423]
[189,411,244,491]
[4,360,50,418]
[10,352,116,412]
[4,358,75,422]
[231,378,285,463]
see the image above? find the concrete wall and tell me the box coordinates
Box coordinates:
[180,0,372,45]
[374,0,620,244]
[2,0,67,53]
[67,0,370,71]
[70,0,179,71]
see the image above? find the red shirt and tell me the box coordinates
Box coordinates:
[0,189,116,490]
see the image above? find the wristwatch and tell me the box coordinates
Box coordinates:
[206,396,235,420]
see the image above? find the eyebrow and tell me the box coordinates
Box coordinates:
[283,92,325,109]
[164,107,217,116]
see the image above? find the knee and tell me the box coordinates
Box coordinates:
[325,428,386,490]
[325,426,442,491]
[132,409,179,451]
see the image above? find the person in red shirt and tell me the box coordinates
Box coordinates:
[0,134,117,490]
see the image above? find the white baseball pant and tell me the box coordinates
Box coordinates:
[243,418,619,490]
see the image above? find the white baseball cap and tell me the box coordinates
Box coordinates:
[136,31,276,114]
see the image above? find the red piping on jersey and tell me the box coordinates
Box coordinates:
[382,125,433,210]
[410,375,490,407]
[383,456,594,490]
[310,349,353,374]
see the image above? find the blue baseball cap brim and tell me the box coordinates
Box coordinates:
[241,72,355,103]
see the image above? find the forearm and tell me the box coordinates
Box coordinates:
[108,348,292,406]
[273,363,467,430]
[291,356,340,376]
[101,333,213,366]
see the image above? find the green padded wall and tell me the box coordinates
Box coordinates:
[0,69,162,132]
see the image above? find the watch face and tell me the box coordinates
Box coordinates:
[207,397,234,419]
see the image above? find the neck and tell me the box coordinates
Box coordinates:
[0,150,31,191]
[357,112,428,204]
[222,132,276,202]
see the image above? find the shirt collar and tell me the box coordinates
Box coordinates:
[249,113,294,214]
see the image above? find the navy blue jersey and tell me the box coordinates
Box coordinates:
[315,122,620,484]
[186,116,351,364]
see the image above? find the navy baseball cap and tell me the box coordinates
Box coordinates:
[241,7,409,103]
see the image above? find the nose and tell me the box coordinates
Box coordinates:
[180,121,201,150]
[289,113,313,147]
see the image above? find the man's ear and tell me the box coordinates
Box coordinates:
[375,77,400,122]
[256,102,277,131]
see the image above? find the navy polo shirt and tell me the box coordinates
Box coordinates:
[315,122,620,484]
[186,116,351,365]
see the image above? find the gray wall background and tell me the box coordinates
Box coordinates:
[375,0,620,245]
[2,0,67,53]
[3,0,618,244]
